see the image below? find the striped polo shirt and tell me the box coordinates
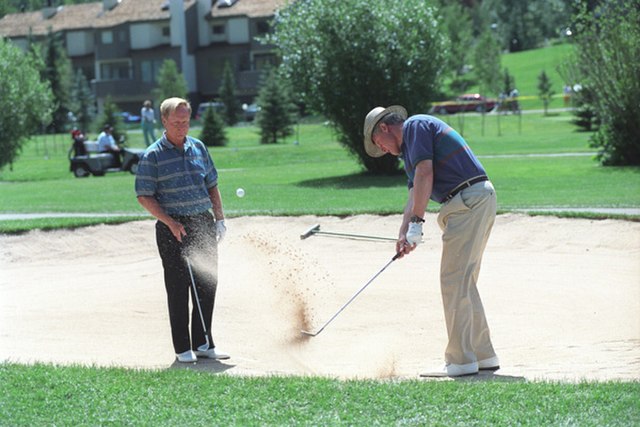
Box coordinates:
[135,134,218,216]
[400,115,487,203]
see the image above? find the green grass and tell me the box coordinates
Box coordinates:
[462,43,575,111]
[1,363,638,426]
[501,43,575,109]
[1,112,638,234]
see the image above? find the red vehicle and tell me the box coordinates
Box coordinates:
[429,93,497,115]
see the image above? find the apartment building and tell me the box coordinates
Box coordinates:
[0,0,287,114]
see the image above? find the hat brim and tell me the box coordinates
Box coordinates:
[363,105,408,157]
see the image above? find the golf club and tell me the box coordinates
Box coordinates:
[186,256,210,351]
[300,224,396,242]
[301,251,403,337]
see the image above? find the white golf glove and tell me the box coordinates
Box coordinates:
[215,220,226,243]
[406,221,423,246]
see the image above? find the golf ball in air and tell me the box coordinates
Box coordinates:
[236,188,245,198]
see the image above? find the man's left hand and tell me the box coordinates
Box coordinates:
[406,221,423,245]
[215,220,226,242]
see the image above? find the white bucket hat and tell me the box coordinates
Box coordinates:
[363,105,408,157]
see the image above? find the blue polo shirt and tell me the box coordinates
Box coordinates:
[135,134,218,216]
[400,115,486,203]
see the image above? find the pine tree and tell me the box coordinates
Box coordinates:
[219,61,240,125]
[71,70,96,134]
[199,105,227,147]
[153,59,188,102]
[537,70,554,116]
[41,29,74,133]
[255,69,296,144]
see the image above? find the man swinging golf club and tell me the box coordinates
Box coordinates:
[135,97,229,363]
[363,105,499,377]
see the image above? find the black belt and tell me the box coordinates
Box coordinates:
[443,176,489,202]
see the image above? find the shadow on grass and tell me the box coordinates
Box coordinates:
[297,171,405,189]
[169,359,236,374]
[419,370,526,382]
[456,371,526,382]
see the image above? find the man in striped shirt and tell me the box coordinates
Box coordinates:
[135,97,229,363]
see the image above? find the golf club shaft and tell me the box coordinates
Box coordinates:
[186,257,210,349]
[314,230,396,242]
[303,251,401,337]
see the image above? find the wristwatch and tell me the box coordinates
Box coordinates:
[410,215,425,223]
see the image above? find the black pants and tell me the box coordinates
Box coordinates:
[156,211,218,354]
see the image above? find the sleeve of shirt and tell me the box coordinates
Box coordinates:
[404,119,435,168]
[135,151,158,197]
[198,140,218,189]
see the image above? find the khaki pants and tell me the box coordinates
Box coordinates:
[437,180,497,365]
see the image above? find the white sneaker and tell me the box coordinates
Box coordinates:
[420,362,479,378]
[445,361,479,377]
[176,350,197,363]
[478,356,500,371]
[195,347,230,360]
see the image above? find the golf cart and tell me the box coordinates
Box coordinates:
[68,136,144,178]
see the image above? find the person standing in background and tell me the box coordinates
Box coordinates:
[141,100,157,147]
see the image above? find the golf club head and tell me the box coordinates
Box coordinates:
[300,224,320,240]
[300,329,319,337]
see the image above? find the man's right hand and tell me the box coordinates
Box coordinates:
[395,237,417,258]
[168,220,187,243]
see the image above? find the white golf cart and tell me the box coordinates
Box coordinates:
[68,139,144,178]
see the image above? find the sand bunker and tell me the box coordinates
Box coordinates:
[0,214,638,381]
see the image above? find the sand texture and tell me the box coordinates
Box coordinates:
[1,214,639,381]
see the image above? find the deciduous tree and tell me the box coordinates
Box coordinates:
[0,38,53,171]
[268,0,446,173]
[570,1,640,165]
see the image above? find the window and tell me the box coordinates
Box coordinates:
[211,22,226,42]
[162,26,170,37]
[100,60,131,80]
[101,31,113,44]
[141,59,164,83]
